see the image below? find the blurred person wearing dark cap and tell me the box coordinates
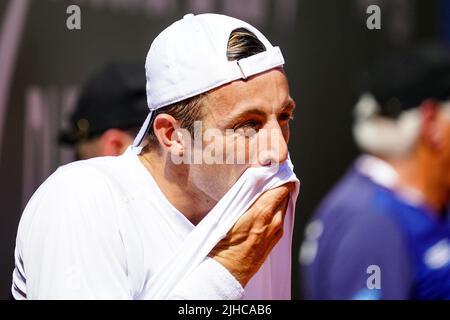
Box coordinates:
[300,43,450,300]
[59,61,148,160]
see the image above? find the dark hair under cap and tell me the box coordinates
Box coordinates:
[362,42,450,118]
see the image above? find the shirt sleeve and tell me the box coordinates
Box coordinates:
[17,166,131,299]
[327,212,414,300]
[167,257,245,300]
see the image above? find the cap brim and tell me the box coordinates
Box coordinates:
[132,110,154,149]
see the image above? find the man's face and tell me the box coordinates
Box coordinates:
[185,68,295,201]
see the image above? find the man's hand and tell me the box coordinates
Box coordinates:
[209,182,294,287]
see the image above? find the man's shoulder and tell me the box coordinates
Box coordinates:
[54,154,137,187]
[58,154,123,175]
[311,165,403,241]
[49,157,118,189]
[18,157,127,244]
[26,155,132,209]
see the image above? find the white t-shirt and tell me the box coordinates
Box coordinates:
[12,147,245,299]
[12,146,299,300]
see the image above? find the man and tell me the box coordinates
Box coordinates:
[300,43,450,299]
[59,62,149,160]
[12,13,298,299]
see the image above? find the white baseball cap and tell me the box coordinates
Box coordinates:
[133,13,285,149]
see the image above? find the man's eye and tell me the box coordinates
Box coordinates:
[279,113,294,122]
[235,120,261,130]
[233,120,260,137]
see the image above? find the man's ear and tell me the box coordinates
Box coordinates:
[420,99,441,150]
[153,114,185,155]
[99,129,134,156]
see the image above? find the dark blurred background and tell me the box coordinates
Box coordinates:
[0,0,447,299]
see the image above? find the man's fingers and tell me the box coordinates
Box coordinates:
[230,182,294,234]
[252,182,293,213]
[270,196,289,232]
[258,182,293,205]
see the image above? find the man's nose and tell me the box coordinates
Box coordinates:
[257,123,289,166]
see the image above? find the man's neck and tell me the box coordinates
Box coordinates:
[138,150,217,225]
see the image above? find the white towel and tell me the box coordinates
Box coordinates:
[141,158,300,299]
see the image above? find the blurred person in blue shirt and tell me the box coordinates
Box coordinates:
[299,43,450,300]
